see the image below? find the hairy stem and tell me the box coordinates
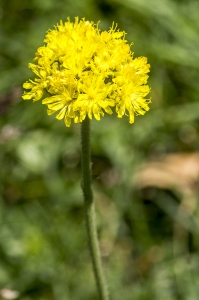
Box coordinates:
[81,117,110,300]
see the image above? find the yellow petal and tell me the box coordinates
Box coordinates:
[88,109,92,120]
[64,116,71,127]
[117,106,125,117]
[42,97,55,104]
[56,107,66,120]
[48,102,65,110]
[28,63,40,77]
[94,113,100,121]
[47,109,56,115]
[129,111,134,124]
[22,93,33,100]
[33,90,43,101]
[74,114,81,123]
[23,82,33,89]
[40,70,47,79]
[67,105,74,118]
[104,106,113,115]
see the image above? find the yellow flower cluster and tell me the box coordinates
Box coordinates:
[22,17,151,127]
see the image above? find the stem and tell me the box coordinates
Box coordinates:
[81,117,110,300]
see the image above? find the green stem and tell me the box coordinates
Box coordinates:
[81,117,110,300]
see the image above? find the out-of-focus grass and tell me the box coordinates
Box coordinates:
[1,0,199,299]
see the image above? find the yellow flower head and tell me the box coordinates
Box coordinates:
[22,17,151,127]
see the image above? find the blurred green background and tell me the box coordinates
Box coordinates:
[1,0,199,299]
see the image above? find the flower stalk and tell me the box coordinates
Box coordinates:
[81,117,110,300]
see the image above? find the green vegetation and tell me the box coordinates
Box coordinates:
[1,0,199,299]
